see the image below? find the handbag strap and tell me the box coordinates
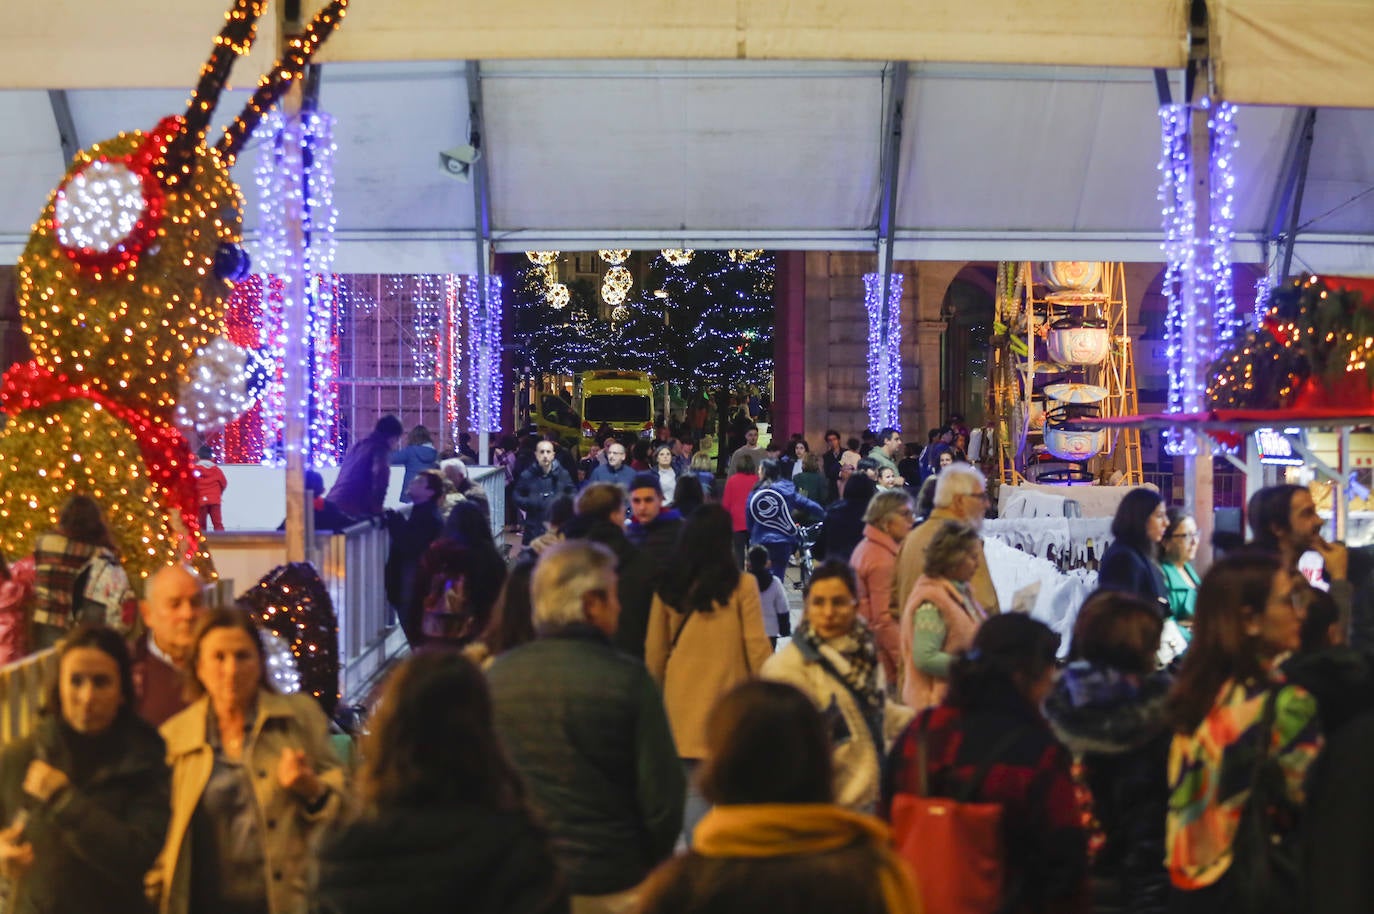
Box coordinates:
[670,604,696,651]
[914,713,1031,803]
[1248,685,1283,789]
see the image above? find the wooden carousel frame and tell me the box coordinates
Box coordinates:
[990,261,1142,490]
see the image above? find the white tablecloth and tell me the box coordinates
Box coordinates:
[997,483,1137,519]
[983,537,1098,656]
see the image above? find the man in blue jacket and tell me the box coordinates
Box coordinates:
[587,440,635,489]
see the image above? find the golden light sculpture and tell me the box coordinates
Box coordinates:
[545,282,570,309]
[526,251,560,266]
[661,249,694,266]
[729,249,763,262]
[598,249,630,265]
[0,0,350,587]
[601,266,633,306]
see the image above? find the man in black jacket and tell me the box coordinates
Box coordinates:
[625,473,682,567]
[513,440,575,545]
[488,540,684,910]
[565,483,657,659]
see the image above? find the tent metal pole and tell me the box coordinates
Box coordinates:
[875,61,908,428]
[466,60,495,463]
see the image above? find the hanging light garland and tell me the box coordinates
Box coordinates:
[464,274,503,432]
[1158,102,1203,456]
[441,274,462,427]
[1158,99,1240,456]
[1209,100,1241,353]
[863,272,904,431]
[252,107,343,466]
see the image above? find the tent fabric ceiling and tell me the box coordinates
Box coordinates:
[1213,0,1374,109]
[0,2,1371,276]
[1,59,1372,274]
[0,1,1189,89]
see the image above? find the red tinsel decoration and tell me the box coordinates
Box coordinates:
[0,360,203,554]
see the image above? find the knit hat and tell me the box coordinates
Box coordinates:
[630,472,663,495]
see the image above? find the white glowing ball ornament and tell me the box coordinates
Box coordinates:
[175,336,262,436]
[54,160,150,252]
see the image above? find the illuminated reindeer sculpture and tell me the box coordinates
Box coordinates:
[0,0,348,584]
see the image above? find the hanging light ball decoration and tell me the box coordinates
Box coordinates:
[661,249,695,266]
[545,282,570,310]
[175,336,261,437]
[526,250,560,266]
[598,249,630,266]
[611,304,631,323]
[601,266,634,306]
[729,249,763,263]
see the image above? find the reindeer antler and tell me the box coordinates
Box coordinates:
[157,0,270,187]
[217,0,349,166]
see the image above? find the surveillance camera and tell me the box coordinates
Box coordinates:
[438,144,481,180]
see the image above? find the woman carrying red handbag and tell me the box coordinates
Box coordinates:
[883,613,1089,914]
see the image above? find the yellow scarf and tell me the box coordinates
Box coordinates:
[693,803,923,914]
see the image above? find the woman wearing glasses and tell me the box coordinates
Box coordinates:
[1161,509,1201,627]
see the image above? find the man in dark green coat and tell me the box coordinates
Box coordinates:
[488,540,684,909]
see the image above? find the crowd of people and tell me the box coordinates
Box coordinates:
[4,407,1374,914]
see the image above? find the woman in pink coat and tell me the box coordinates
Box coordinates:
[898,520,989,711]
[848,490,917,691]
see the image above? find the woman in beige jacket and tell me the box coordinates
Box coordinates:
[762,561,912,813]
[646,505,773,845]
[151,609,345,914]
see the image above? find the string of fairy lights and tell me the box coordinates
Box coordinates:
[1158,98,1244,456]
[863,272,905,432]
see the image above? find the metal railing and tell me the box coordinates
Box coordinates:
[316,520,404,699]
[470,466,508,540]
[0,647,57,745]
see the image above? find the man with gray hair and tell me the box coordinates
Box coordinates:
[487,540,684,912]
[894,463,999,614]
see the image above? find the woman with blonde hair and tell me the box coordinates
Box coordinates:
[899,521,989,711]
[850,489,918,689]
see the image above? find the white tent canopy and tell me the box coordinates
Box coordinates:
[1,1,1372,275]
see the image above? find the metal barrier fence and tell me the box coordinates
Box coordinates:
[316,520,403,700]
[470,466,508,540]
[0,647,57,745]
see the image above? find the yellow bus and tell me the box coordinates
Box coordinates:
[578,370,655,438]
